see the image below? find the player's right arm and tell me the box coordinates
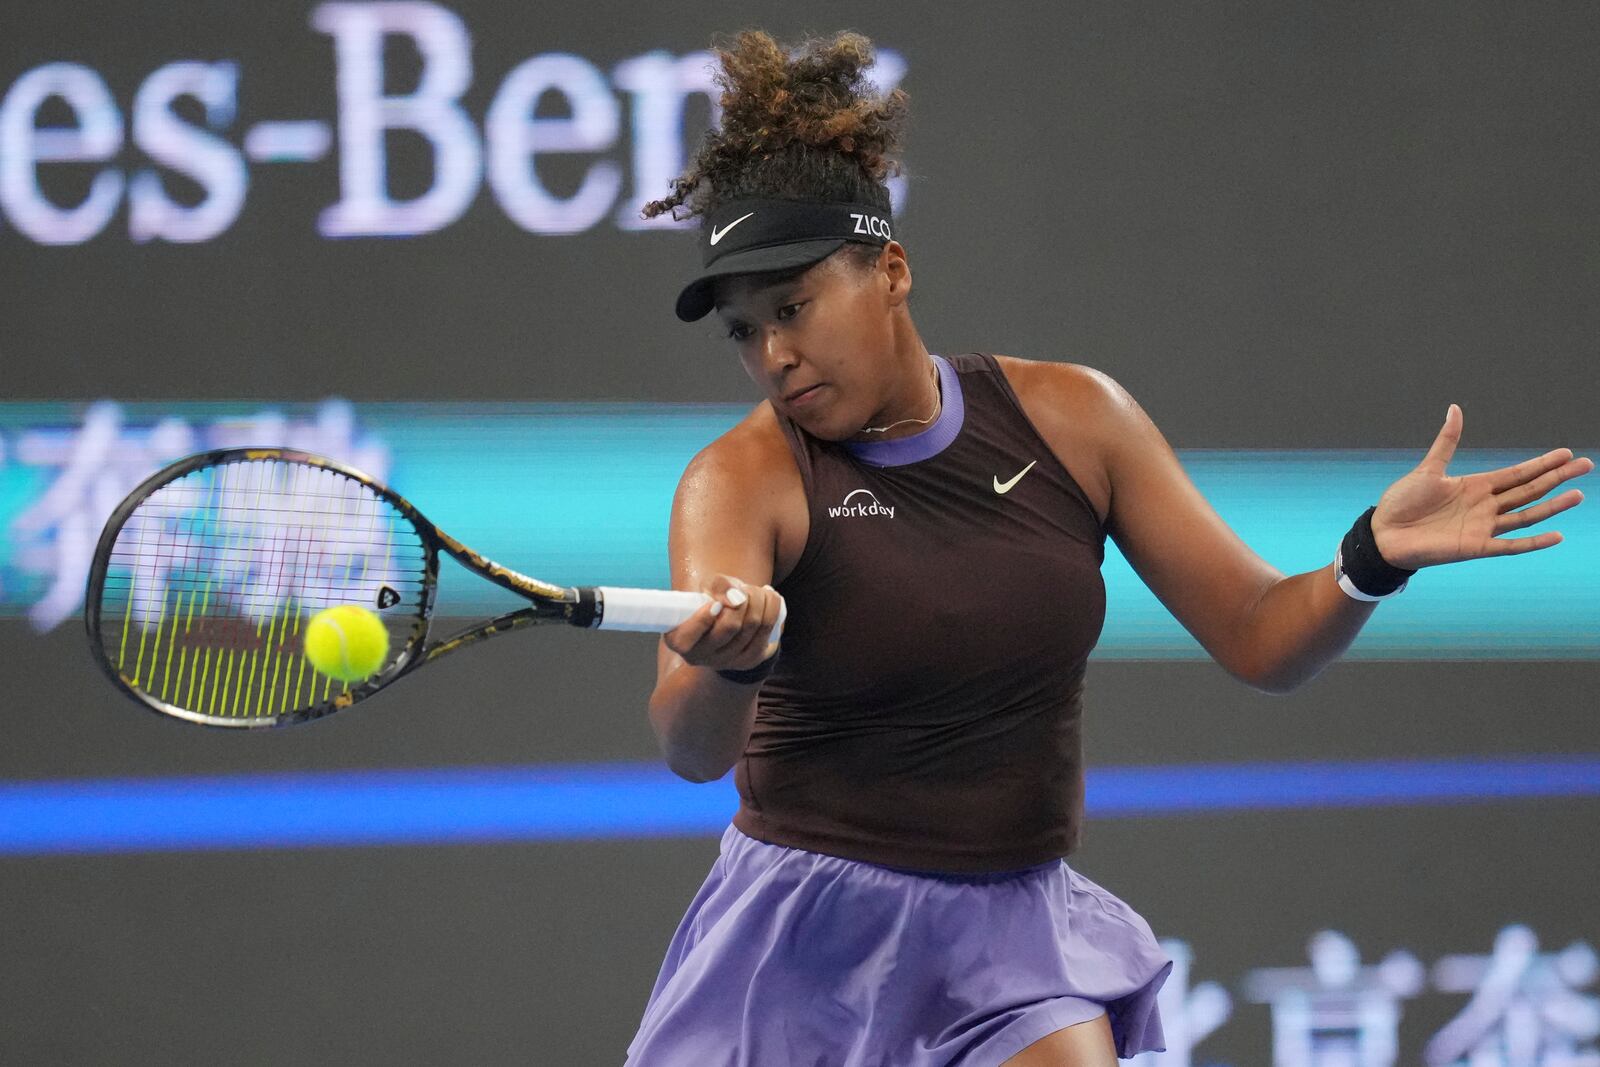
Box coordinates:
[649,420,789,783]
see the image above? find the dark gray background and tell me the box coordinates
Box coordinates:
[4,1,1596,448]
[3,623,1597,1064]
[3,0,1597,1063]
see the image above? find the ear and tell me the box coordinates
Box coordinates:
[880,241,911,308]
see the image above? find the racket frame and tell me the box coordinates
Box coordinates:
[85,447,602,728]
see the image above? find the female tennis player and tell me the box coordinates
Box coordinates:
[626,30,1591,1066]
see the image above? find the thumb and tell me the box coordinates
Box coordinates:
[1419,403,1462,472]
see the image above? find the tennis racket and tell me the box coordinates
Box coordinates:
[84,447,782,728]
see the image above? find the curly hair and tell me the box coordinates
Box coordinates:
[641,30,908,223]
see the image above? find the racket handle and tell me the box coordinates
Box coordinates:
[593,586,787,646]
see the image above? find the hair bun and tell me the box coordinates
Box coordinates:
[643,30,908,222]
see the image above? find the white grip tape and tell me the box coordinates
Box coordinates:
[594,588,706,631]
[595,586,787,646]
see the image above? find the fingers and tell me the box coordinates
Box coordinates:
[700,581,756,655]
[1495,488,1585,535]
[1482,451,1590,548]
[729,585,783,663]
[1496,460,1580,512]
[660,596,722,657]
[661,574,738,656]
[716,583,784,666]
[1482,530,1564,556]
[664,576,783,669]
[1420,404,1463,472]
[1484,447,1587,495]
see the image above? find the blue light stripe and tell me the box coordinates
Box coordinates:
[1086,756,1600,815]
[1,756,1594,856]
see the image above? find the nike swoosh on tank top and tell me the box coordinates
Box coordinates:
[736,352,1108,873]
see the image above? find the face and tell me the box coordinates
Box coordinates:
[713,243,911,440]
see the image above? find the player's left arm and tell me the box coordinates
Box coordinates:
[1016,361,1592,693]
[1015,362,1301,692]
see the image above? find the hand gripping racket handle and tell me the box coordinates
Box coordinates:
[593,586,787,647]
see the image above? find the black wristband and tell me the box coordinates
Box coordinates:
[1336,506,1417,600]
[716,650,779,685]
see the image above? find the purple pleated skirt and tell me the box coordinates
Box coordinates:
[626,823,1172,1066]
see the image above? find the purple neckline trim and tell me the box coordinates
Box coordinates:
[843,355,964,467]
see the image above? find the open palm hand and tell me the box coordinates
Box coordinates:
[1371,404,1594,571]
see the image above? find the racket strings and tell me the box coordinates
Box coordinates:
[94,459,428,722]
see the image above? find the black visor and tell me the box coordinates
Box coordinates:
[674,198,894,322]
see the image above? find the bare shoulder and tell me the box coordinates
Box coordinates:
[990,354,1134,525]
[991,355,1136,424]
[679,400,799,502]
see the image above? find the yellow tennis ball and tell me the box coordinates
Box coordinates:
[303,605,390,683]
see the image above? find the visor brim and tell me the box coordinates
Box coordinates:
[674,238,848,322]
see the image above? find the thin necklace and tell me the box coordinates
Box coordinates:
[859,365,942,435]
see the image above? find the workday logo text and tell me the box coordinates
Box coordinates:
[829,489,895,519]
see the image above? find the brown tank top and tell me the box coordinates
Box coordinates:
[733,352,1108,873]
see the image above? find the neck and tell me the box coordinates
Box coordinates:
[850,330,936,443]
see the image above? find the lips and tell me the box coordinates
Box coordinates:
[784,383,825,404]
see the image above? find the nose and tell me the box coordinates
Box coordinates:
[757,324,801,376]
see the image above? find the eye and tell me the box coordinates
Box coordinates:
[777,302,803,320]
[724,322,752,341]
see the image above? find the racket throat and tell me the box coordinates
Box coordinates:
[570,586,602,629]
